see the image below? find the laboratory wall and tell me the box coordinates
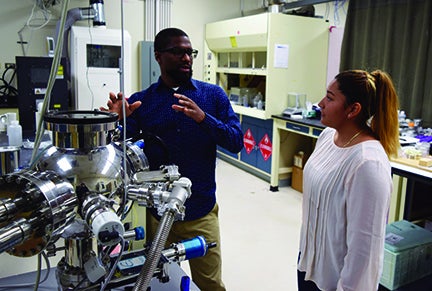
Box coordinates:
[0,1,348,96]
[172,0,348,81]
[171,0,244,82]
[0,0,144,95]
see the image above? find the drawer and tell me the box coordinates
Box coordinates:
[312,128,323,137]
[285,122,309,134]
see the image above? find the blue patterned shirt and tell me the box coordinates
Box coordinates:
[126,78,243,220]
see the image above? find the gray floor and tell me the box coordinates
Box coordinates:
[182,158,302,290]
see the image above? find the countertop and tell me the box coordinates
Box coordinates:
[272,114,325,128]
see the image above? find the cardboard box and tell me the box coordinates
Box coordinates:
[380,220,432,290]
[291,166,303,193]
[293,152,306,169]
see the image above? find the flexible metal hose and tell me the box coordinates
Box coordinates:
[132,210,175,291]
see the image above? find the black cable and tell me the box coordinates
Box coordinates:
[71,277,88,291]
[100,236,126,291]
[120,200,135,221]
[0,66,18,97]
[133,131,171,167]
[33,253,42,291]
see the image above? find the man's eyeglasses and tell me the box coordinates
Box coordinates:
[158,47,198,59]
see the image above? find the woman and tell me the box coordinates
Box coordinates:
[297,70,400,291]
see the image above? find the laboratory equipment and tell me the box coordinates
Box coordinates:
[0,146,20,175]
[282,92,306,117]
[15,56,70,138]
[70,26,131,110]
[229,87,241,105]
[0,110,211,290]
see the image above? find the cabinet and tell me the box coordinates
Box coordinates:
[390,161,432,223]
[240,116,273,174]
[217,116,273,181]
[140,41,160,90]
[205,13,329,181]
[205,13,329,119]
[271,115,323,191]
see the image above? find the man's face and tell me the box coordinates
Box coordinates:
[155,36,195,85]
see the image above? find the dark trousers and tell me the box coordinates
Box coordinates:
[297,252,321,291]
[297,270,321,291]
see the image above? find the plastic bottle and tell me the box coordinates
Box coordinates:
[253,92,263,108]
[7,120,22,147]
[35,102,43,133]
[398,110,406,122]
[257,100,263,110]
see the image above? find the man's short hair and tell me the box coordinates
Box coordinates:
[154,28,189,51]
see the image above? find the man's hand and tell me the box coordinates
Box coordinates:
[99,92,141,120]
[172,93,205,123]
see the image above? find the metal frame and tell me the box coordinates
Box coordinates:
[281,0,335,10]
[241,0,336,17]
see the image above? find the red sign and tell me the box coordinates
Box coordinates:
[243,128,256,154]
[258,133,272,161]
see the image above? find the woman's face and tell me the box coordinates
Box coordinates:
[318,79,351,128]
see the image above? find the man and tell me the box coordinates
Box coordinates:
[101,28,243,291]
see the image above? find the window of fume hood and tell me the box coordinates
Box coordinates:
[217,51,267,69]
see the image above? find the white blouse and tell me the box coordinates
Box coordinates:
[298,127,392,291]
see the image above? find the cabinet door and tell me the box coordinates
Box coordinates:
[240,116,273,173]
[255,119,273,173]
[140,41,160,90]
[241,121,258,168]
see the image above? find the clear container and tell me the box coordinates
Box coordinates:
[416,142,430,157]
[240,88,250,107]
[253,92,263,108]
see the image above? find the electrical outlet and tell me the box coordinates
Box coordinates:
[5,63,16,69]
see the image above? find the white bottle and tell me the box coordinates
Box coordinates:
[35,102,43,133]
[257,100,263,110]
[7,120,22,147]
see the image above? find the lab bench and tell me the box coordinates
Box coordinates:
[269,115,432,224]
[389,158,432,223]
[270,114,324,191]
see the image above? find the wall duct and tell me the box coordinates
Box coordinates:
[145,0,172,41]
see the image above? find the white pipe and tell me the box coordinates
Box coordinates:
[155,0,160,35]
[31,0,70,164]
[144,0,172,40]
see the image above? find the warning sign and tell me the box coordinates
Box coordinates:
[243,128,256,154]
[258,133,272,161]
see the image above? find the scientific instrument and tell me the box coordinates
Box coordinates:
[282,92,306,117]
[0,110,212,290]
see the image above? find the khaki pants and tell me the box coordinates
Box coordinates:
[146,203,226,291]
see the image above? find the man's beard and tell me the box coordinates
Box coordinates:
[167,67,193,84]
